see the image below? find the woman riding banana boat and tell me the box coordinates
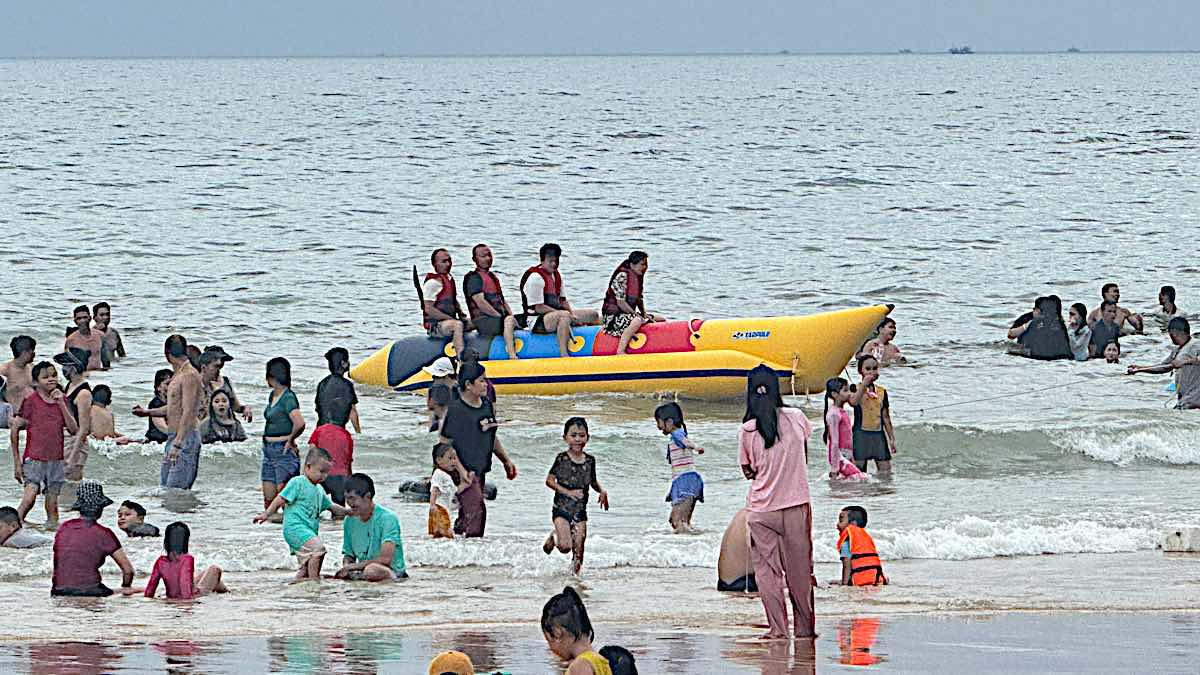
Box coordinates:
[353,242,892,400]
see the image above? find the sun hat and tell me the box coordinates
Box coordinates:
[423,357,456,378]
[72,480,114,512]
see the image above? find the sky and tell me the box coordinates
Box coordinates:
[2,0,1196,58]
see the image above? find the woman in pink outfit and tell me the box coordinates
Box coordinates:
[737,365,816,640]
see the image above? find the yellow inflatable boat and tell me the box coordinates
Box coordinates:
[351,304,892,399]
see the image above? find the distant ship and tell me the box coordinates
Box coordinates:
[948,45,974,54]
[1067,47,1081,53]
[898,49,913,54]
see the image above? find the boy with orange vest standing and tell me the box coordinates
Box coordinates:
[835,505,887,586]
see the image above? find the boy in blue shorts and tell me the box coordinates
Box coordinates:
[254,447,350,581]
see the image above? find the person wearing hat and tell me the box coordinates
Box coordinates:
[427,651,475,675]
[519,243,600,358]
[51,480,136,597]
[200,346,252,423]
[63,305,105,372]
[54,347,93,482]
[309,347,359,505]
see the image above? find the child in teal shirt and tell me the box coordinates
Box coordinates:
[255,447,350,581]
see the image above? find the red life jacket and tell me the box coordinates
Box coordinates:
[520,265,564,313]
[837,524,887,586]
[601,262,645,316]
[422,272,462,329]
[464,269,508,320]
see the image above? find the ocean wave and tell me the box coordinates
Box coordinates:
[1056,426,1200,466]
[873,516,1160,561]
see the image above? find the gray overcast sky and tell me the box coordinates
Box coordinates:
[2,1,1196,58]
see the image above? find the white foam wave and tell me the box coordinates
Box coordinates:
[88,438,263,460]
[1058,427,1200,466]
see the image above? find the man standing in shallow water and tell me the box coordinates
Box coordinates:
[63,305,105,371]
[92,302,125,369]
[1127,317,1200,410]
[135,335,204,489]
[0,336,37,428]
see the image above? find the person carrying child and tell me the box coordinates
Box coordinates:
[254,447,351,581]
[429,442,472,539]
[9,361,78,528]
[653,402,704,533]
[144,522,228,599]
[822,378,866,481]
[542,417,609,575]
[541,586,614,675]
[849,355,896,475]
[832,505,887,586]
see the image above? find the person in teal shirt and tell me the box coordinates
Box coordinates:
[336,473,407,582]
[254,447,349,581]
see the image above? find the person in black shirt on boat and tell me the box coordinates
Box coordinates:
[464,244,519,360]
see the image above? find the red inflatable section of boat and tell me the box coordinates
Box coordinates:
[590,319,703,356]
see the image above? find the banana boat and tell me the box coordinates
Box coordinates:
[351,304,892,399]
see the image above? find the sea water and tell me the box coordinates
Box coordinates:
[1,53,1198,662]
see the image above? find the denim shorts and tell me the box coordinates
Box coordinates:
[261,440,300,485]
[161,430,202,490]
[23,459,66,496]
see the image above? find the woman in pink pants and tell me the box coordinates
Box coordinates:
[737,365,816,640]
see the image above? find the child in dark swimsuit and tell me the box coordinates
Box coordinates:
[542,417,609,575]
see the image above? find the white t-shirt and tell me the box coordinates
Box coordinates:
[2,528,51,549]
[430,469,458,516]
[422,278,444,301]
[522,273,545,306]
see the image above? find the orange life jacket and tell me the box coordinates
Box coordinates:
[837,524,887,586]
[422,272,462,329]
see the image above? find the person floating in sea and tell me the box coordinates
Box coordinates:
[1127,316,1200,410]
[0,336,36,429]
[143,521,228,599]
[832,505,887,587]
[1088,283,1143,334]
[601,250,663,356]
[520,242,600,358]
[464,243,520,359]
[850,355,896,475]
[335,473,408,582]
[9,361,77,528]
[92,302,125,369]
[653,402,704,533]
[254,446,351,582]
[543,416,608,575]
[861,317,906,365]
[63,305,104,372]
[822,378,867,481]
[87,385,133,445]
[422,248,471,358]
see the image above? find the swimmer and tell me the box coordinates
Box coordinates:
[861,317,906,365]
[1087,283,1143,334]
[1159,285,1180,318]
[1103,340,1121,364]
[92,302,126,368]
[0,336,36,427]
[88,385,133,444]
[1089,301,1123,359]
[63,305,105,371]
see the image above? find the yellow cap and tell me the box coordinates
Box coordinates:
[428,650,475,675]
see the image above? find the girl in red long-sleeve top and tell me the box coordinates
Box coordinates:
[144,522,228,599]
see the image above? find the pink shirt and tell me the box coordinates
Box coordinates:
[144,553,196,600]
[737,407,812,513]
[825,406,853,466]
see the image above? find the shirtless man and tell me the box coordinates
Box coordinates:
[1087,283,1143,334]
[0,336,36,429]
[92,302,126,369]
[134,335,204,490]
[63,305,105,371]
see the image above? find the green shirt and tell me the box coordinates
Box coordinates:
[341,504,406,576]
[280,475,332,552]
[263,388,300,437]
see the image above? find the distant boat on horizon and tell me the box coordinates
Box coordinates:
[948,45,974,55]
[1067,47,1081,53]
[899,48,914,54]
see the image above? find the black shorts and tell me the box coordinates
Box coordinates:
[531,314,552,334]
[322,475,348,506]
[474,314,506,339]
[717,574,758,593]
[852,430,892,462]
[52,584,113,597]
[552,506,588,525]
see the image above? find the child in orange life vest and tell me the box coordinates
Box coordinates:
[833,505,887,586]
[849,354,896,475]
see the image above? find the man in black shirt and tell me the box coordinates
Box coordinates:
[464,244,519,360]
[1090,301,1123,359]
[315,347,360,432]
[438,362,517,537]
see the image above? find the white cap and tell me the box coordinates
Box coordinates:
[422,357,455,378]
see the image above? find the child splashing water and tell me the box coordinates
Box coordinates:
[823,378,866,481]
[543,417,609,575]
[653,402,705,533]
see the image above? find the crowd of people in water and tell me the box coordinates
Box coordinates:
[1,257,1197,673]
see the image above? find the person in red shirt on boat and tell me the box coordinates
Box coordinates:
[520,243,600,358]
[601,250,665,355]
[422,248,471,357]
[464,244,519,360]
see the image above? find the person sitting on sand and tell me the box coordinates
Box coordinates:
[88,385,133,444]
[832,505,887,586]
[465,243,520,359]
[1090,301,1123,359]
[1127,316,1200,410]
[0,505,51,548]
[521,243,600,358]
[335,473,408,582]
[116,500,160,538]
[254,447,351,582]
[0,335,37,428]
[199,390,248,444]
[716,508,756,593]
[423,248,472,358]
[10,361,78,528]
[92,302,126,369]
[861,317,906,365]
[541,586,613,675]
[51,480,136,597]
[144,521,228,599]
[1088,283,1143,334]
[63,305,104,371]
[601,251,664,356]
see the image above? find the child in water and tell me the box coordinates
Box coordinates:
[254,447,351,581]
[543,417,609,575]
[144,521,228,599]
[541,586,614,675]
[849,355,896,475]
[429,442,472,539]
[822,378,867,481]
[87,385,133,445]
[832,506,887,587]
[653,402,705,533]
